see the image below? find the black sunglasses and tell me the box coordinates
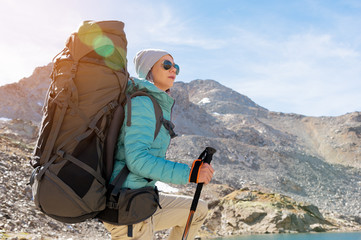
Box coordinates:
[162,60,180,75]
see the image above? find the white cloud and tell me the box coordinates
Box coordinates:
[0,0,360,116]
[124,4,227,50]
[228,32,361,116]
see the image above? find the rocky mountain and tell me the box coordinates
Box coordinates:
[0,122,110,240]
[203,188,360,237]
[1,119,360,239]
[0,64,52,122]
[0,65,360,238]
[168,80,361,218]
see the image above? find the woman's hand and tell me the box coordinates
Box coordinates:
[197,163,214,184]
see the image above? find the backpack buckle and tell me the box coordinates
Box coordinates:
[108,101,118,110]
[106,201,118,209]
[70,62,78,79]
[94,127,105,142]
[57,150,65,158]
[161,118,178,138]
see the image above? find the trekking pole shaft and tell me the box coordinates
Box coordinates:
[190,184,203,211]
[182,210,195,240]
[182,147,216,240]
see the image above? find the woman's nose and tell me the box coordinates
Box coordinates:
[170,65,177,73]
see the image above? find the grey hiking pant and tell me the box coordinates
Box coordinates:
[103,193,208,240]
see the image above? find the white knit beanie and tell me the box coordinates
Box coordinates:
[133,49,171,79]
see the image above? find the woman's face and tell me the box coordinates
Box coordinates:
[151,55,178,91]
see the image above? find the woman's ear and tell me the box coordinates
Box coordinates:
[146,71,154,82]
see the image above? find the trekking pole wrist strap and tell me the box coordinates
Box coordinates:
[189,159,203,183]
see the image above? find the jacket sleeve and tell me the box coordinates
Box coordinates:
[123,96,190,185]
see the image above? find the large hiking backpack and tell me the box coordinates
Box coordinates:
[30,20,129,222]
[30,20,177,227]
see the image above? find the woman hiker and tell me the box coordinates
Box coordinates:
[103,49,215,239]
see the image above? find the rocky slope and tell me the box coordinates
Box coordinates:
[0,120,359,239]
[202,188,361,238]
[168,79,361,218]
[0,64,52,122]
[0,65,360,238]
[0,120,361,239]
[0,121,110,239]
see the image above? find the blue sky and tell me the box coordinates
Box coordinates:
[1,0,360,116]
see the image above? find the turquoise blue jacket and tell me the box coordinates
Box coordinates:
[110,78,191,189]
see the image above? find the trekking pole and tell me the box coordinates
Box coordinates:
[182,147,216,240]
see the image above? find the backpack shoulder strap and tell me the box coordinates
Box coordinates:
[104,104,125,182]
[126,91,163,140]
[109,165,130,198]
[104,91,163,183]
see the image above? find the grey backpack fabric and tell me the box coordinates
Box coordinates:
[30,20,128,223]
[29,20,172,226]
[96,166,160,237]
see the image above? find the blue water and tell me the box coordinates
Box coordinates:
[213,232,361,240]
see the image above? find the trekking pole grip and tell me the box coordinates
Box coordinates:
[182,147,217,240]
[203,147,216,164]
[190,147,216,211]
